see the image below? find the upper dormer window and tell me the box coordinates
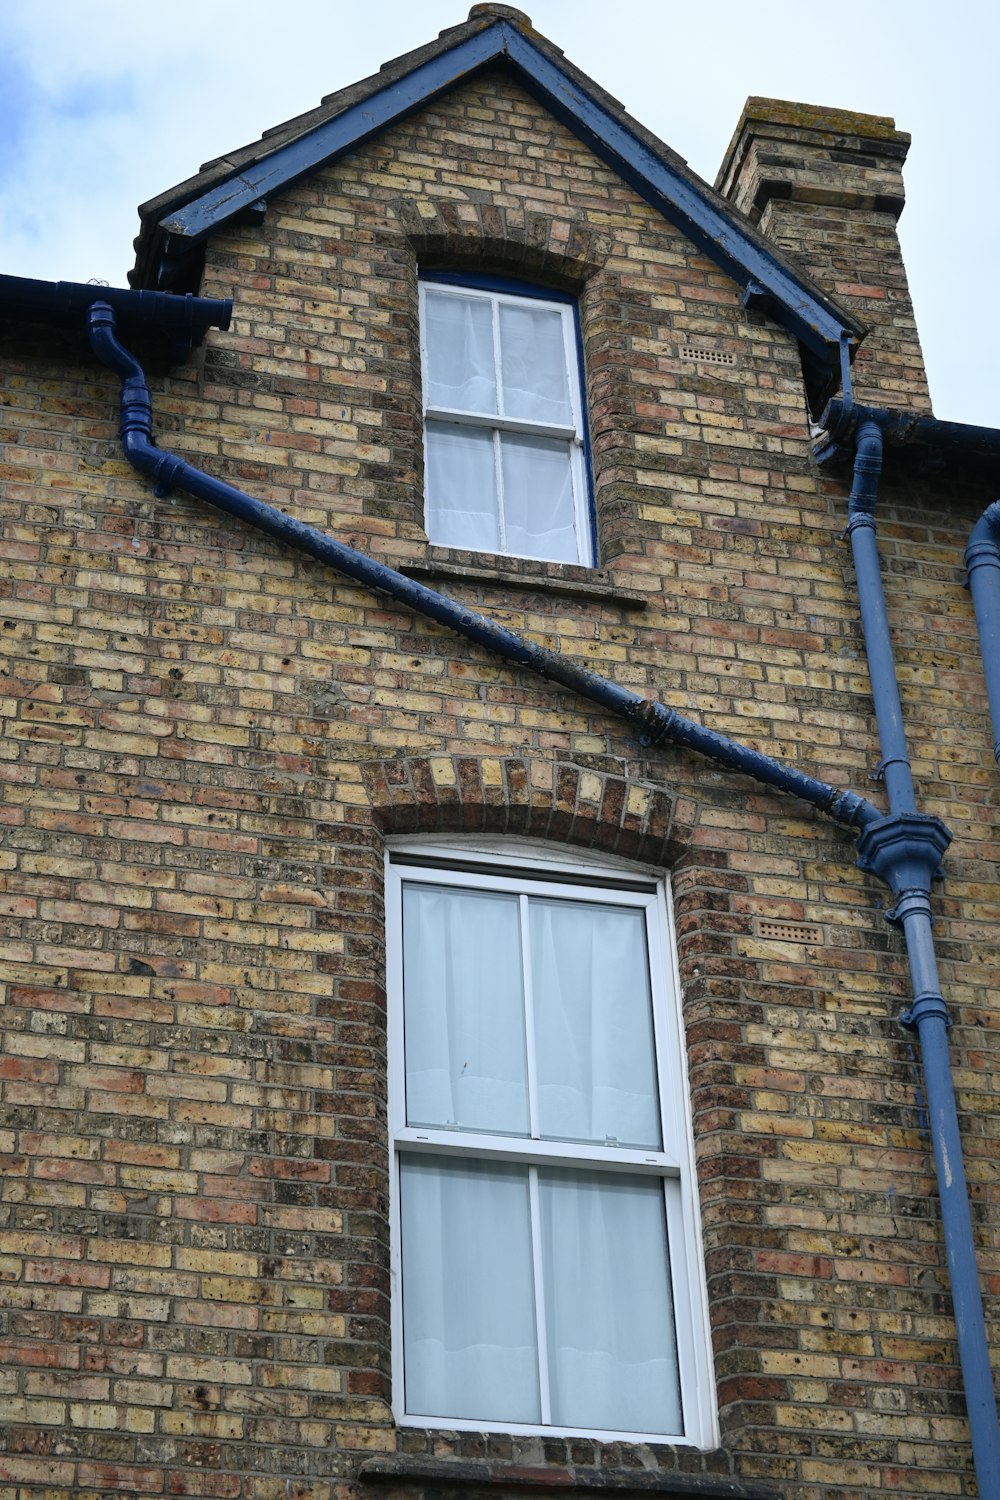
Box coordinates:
[419,276,594,566]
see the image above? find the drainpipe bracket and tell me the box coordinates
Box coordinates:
[899,992,952,1030]
[872,755,911,785]
[883,886,933,928]
[855,811,952,893]
[635,699,677,748]
[143,448,188,500]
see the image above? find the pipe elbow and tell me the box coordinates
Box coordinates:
[88,302,145,382]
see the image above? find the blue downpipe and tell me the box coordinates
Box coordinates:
[897,895,1000,1500]
[966,502,1000,767]
[844,421,917,813]
[848,427,1000,1499]
[86,302,878,834]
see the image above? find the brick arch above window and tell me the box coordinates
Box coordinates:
[361,754,692,868]
[389,198,610,288]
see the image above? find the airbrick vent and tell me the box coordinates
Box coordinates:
[757,920,822,945]
[680,344,737,367]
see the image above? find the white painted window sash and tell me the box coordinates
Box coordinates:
[424,405,579,442]
[418,281,594,566]
[386,844,717,1449]
[397,1128,680,1174]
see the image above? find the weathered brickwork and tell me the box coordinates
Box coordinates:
[0,40,998,1500]
[716,100,931,414]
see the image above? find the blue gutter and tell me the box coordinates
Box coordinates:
[156,20,858,372]
[839,423,1000,1500]
[86,299,878,840]
[818,397,1000,470]
[0,273,230,355]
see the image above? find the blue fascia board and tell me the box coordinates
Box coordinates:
[159,20,854,365]
[500,28,850,362]
[160,24,509,241]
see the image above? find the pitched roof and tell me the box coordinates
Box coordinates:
[130,3,865,410]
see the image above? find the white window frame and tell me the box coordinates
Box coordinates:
[386,839,716,1447]
[418,280,595,566]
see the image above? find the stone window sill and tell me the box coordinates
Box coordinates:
[358,1456,778,1500]
[401,552,647,609]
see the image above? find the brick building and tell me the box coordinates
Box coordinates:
[1,7,999,1500]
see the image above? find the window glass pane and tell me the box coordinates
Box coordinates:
[424,290,497,414]
[401,1156,540,1425]
[530,899,661,1148]
[403,884,529,1135]
[499,302,573,425]
[500,433,579,564]
[425,422,500,553]
[539,1168,681,1434]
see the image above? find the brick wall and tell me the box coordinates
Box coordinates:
[0,64,997,1500]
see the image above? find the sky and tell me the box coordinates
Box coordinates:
[0,0,996,426]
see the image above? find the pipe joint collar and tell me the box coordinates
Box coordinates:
[148,449,189,499]
[855,811,952,894]
[828,787,880,829]
[844,511,877,537]
[964,535,1000,576]
[899,992,952,1031]
[847,420,884,516]
[120,378,153,440]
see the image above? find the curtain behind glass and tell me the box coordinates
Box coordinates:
[425,291,497,413]
[530,900,661,1147]
[402,883,529,1135]
[425,422,500,553]
[499,302,573,424]
[501,435,579,563]
[540,1168,681,1433]
[401,1156,540,1424]
[398,877,680,1438]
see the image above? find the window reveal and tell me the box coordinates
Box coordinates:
[419,279,594,566]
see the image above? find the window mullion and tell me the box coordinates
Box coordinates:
[491,296,507,553]
[519,893,540,1140]
[492,296,504,418]
[528,1163,552,1426]
[493,429,506,553]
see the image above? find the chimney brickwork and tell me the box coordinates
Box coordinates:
[716,98,932,414]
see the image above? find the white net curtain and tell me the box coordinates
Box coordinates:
[398,881,682,1435]
[422,287,585,564]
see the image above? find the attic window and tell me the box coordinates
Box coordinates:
[419,275,595,566]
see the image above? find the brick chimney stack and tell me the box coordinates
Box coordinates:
[716,98,931,414]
